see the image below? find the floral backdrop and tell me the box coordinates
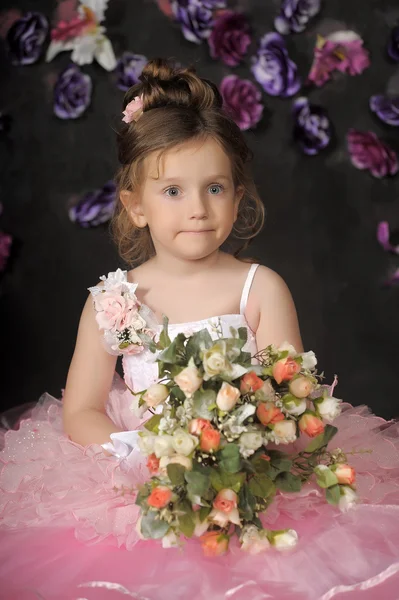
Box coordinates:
[0,0,398,418]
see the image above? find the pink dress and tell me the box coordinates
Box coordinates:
[1,267,399,600]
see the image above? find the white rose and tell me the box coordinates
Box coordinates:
[159,454,192,474]
[137,433,156,455]
[172,429,197,456]
[174,361,203,397]
[216,382,240,412]
[239,432,263,457]
[282,395,307,416]
[162,530,180,549]
[202,343,228,378]
[316,396,341,421]
[143,383,169,408]
[154,435,175,458]
[277,342,297,356]
[300,351,317,370]
[338,486,358,512]
[241,525,270,555]
[272,420,297,444]
[270,529,298,551]
[209,507,241,527]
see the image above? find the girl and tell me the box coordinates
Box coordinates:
[0,59,398,600]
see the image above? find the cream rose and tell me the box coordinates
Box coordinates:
[316,396,341,421]
[216,382,240,412]
[300,351,317,370]
[143,383,169,408]
[137,433,156,455]
[338,486,358,512]
[282,394,307,416]
[270,529,298,551]
[202,343,228,378]
[159,454,193,474]
[272,419,297,444]
[209,507,241,527]
[240,525,271,555]
[153,435,175,458]
[174,361,203,397]
[172,429,197,456]
[239,432,263,457]
[289,376,314,399]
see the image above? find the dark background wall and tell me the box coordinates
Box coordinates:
[0,0,398,419]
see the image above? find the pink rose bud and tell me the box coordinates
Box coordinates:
[200,428,221,452]
[188,418,213,436]
[272,357,301,384]
[299,412,325,438]
[289,376,314,398]
[256,401,285,426]
[333,463,356,486]
[200,531,229,557]
[213,489,238,513]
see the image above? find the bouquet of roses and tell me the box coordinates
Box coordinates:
[131,319,357,556]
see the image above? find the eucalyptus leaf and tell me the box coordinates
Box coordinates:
[199,506,212,523]
[159,316,171,349]
[140,511,170,539]
[238,484,255,521]
[167,463,186,486]
[275,472,302,493]
[248,474,275,498]
[193,389,217,419]
[185,470,210,497]
[186,329,213,359]
[219,443,241,473]
[179,513,195,538]
[326,484,341,505]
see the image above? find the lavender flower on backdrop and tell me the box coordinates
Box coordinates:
[377,222,399,255]
[293,97,332,155]
[171,0,214,43]
[387,25,399,61]
[6,11,49,66]
[54,64,92,120]
[69,181,117,228]
[251,32,301,97]
[274,0,321,35]
[370,95,399,127]
[0,232,12,272]
[347,129,398,179]
[208,11,251,67]
[220,75,263,131]
[116,53,147,92]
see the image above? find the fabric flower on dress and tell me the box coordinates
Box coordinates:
[6,11,49,66]
[369,95,399,127]
[208,11,251,67]
[115,53,147,92]
[54,63,92,119]
[69,181,116,227]
[220,75,263,131]
[387,25,399,62]
[251,32,301,97]
[377,222,399,255]
[274,0,321,35]
[171,0,215,44]
[308,31,370,88]
[293,97,332,155]
[347,129,398,179]
[46,0,116,71]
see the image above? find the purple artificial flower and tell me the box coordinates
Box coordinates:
[0,231,12,272]
[274,0,321,35]
[116,53,147,92]
[347,129,399,179]
[377,222,399,255]
[220,75,263,131]
[208,11,251,67]
[171,0,214,44]
[293,97,332,155]
[370,95,399,127]
[251,32,301,97]
[54,64,92,120]
[69,181,117,228]
[6,11,49,66]
[387,25,399,62]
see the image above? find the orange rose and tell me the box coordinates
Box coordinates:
[200,531,229,557]
[200,428,221,452]
[299,413,325,438]
[147,486,172,509]
[256,401,285,426]
[272,357,300,384]
[146,453,160,475]
[188,418,213,436]
[240,371,264,394]
[334,464,356,486]
[213,489,238,513]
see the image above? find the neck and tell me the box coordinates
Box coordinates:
[150,249,225,278]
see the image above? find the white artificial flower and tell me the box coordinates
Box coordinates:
[240,525,271,555]
[239,432,264,458]
[282,396,307,416]
[154,435,175,458]
[270,529,298,551]
[278,342,297,356]
[300,351,317,370]
[193,514,209,537]
[216,382,240,412]
[174,359,203,397]
[162,530,180,549]
[159,454,192,474]
[338,486,358,512]
[270,420,297,445]
[137,432,156,455]
[143,383,169,408]
[172,429,197,456]
[316,396,342,421]
[209,507,241,527]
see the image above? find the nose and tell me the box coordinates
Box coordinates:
[189,191,208,220]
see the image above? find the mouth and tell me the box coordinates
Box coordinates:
[181,230,214,234]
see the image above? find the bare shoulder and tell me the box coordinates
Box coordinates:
[252,265,293,299]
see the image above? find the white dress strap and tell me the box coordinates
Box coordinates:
[240,263,260,315]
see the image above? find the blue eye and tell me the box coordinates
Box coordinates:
[208,184,224,195]
[165,187,180,198]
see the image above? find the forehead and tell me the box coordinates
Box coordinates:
[144,136,232,181]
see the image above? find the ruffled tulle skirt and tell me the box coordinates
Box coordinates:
[1,375,399,600]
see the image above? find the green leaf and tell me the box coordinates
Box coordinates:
[158,316,171,350]
[238,327,248,344]
[251,453,271,475]
[193,389,217,419]
[159,333,186,365]
[179,513,195,538]
[210,470,245,492]
[167,463,186,486]
[140,511,170,539]
[275,472,302,493]
[314,465,339,489]
[304,425,338,453]
[170,385,186,403]
[248,474,275,498]
[184,470,210,497]
[238,484,255,521]
[268,452,293,479]
[199,506,212,523]
[219,443,241,474]
[186,328,213,360]
[326,484,341,505]
[144,414,162,433]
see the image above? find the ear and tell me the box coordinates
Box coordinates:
[120,190,147,228]
[233,186,244,221]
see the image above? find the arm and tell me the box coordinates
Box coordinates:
[250,266,304,353]
[62,293,122,447]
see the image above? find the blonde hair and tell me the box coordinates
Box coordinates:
[112,58,265,265]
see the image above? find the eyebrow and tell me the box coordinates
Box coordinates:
[150,175,231,183]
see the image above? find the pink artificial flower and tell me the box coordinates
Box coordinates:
[122,96,143,123]
[93,290,137,331]
[377,222,399,254]
[347,129,398,178]
[51,6,96,42]
[308,31,370,88]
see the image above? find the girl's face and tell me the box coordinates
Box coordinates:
[125,136,243,261]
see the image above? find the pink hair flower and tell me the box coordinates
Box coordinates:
[122,96,143,123]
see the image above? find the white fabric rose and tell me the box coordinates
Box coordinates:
[154,435,175,458]
[241,525,271,555]
[143,383,169,408]
[272,420,297,444]
[137,432,156,455]
[270,529,298,551]
[239,432,263,457]
[172,429,197,456]
[316,396,342,421]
